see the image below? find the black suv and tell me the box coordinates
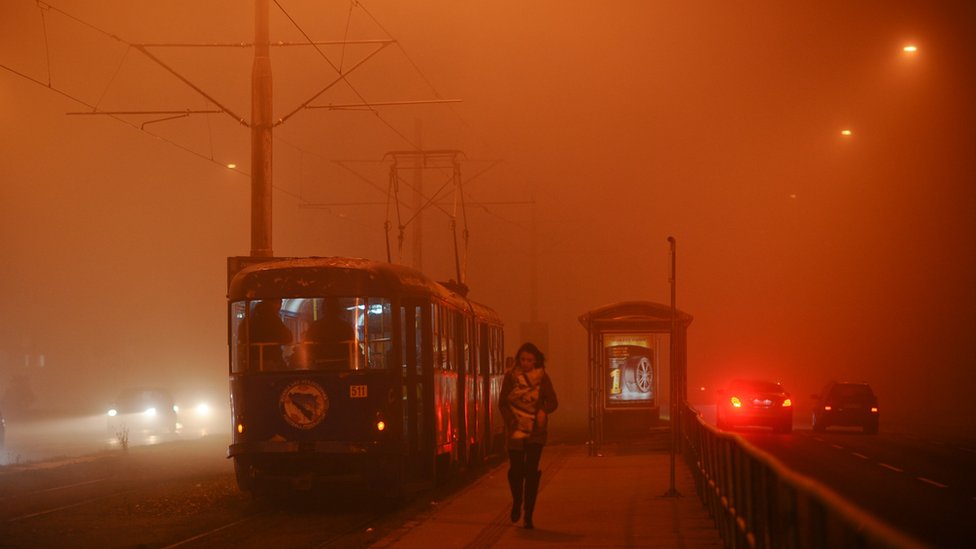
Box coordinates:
[811,382,879,434]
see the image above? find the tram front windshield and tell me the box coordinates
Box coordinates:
[230,297,393,373]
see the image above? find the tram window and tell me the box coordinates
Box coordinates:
[230,301,246,373]
[364,299,393,370]
[466,319,474,375]
[289,297,393,371]
[445,309,455,372]
[432,304,446,371]
[414,305,423,375]
[297,297,361,370]
[230,299,295,372]
[231,297,397,372]
[399,306,408,375]
[430,304,438,369]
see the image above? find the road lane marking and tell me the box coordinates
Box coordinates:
[880,463,903,473]
[0,478,109,502]
[917,477,948,489]
[851,452,869,459]
[37,478,108,494]
[8,493,125,522]
[830,444,844,450]
[161,518,252,548]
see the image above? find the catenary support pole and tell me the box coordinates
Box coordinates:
[250,0,273,257]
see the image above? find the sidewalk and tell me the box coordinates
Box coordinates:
[371,442,724,548]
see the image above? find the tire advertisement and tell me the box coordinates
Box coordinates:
[604,333,656,408]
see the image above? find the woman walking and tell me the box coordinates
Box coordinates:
[499,342,558,529]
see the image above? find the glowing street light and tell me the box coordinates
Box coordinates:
[840,129,853,137]
[903,45,918,53]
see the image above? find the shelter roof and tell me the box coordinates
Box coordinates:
[578,300,693,328]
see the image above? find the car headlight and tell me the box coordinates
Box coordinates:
[144,407,157,417]
[108,408,118,417]
[195,403,211,416]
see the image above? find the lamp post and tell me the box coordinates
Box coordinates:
[665,236,680,497]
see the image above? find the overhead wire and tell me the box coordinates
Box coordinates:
[0,61,253,186]
[38,1,52,86]
[12,1,526,243]
[93,46,132,111]
[273,0,417,149]
[340,0,354,73]
[355,0,500,162]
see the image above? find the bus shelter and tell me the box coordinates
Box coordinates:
[579,301,692,453]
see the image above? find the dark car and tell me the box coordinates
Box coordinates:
[716,379,793,433]
[811,381,879,434]
[106,388,179,436]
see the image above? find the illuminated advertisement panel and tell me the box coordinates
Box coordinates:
[604,333,656,408]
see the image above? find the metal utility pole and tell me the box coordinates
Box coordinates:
[665,235,680,497]
[530,191,538,323]
[251,0,273,257]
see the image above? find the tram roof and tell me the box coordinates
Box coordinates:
[228,256,501,324]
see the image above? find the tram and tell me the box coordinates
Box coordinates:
[226,256,506,495]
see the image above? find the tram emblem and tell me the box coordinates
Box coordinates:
[280,380,329,429]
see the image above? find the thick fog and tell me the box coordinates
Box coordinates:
[1,1,973,437]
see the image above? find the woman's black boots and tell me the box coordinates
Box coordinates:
[522,470,542,529]
[508,468,523,523]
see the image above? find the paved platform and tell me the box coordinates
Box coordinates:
[371,442,724,548]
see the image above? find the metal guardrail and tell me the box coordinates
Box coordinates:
[678,403,930,549]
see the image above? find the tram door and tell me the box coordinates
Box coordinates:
[401,303,432,478]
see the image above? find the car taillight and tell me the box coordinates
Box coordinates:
[730,396,742,408]
[782,398,792,407]
[824,405,832,411]
[870,406,878,413]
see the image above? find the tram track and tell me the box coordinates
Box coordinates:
[1,439,492,548]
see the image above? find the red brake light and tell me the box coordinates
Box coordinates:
[824,405,832,411]
[782,398,792,407]
[870,407,878,413]
[730,396,742,408]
